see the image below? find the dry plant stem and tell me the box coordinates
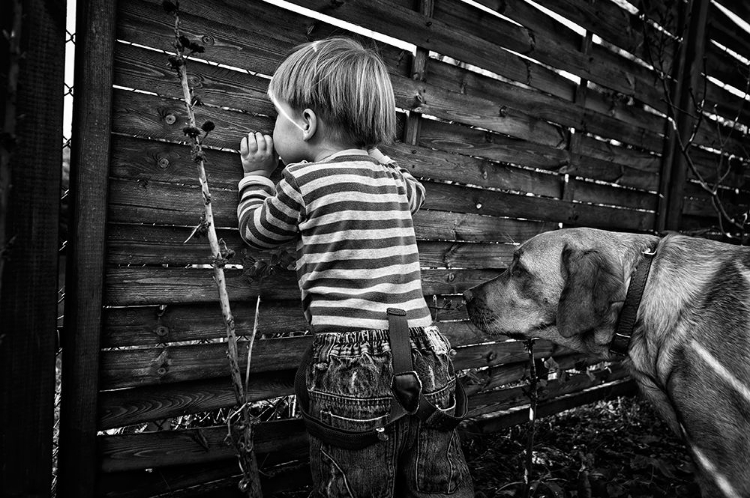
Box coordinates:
[642,10,749,241]
[0,0,22,303]
[170,10,262,497]
[522,339,538,498]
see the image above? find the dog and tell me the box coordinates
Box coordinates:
[463,227,750,497]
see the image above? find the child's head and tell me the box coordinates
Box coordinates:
[268,37,396,149]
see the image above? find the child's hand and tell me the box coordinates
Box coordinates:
[240,132,277,177]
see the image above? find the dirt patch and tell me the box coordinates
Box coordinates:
[464,396,701,498]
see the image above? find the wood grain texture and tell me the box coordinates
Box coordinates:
[0,1,64,496]
[57,1,116,497]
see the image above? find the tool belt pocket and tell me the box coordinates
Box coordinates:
[293,310,468,450]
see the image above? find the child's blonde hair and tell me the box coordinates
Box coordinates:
[268,37,396,148]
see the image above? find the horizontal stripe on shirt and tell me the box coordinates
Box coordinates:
[237,153,431,330]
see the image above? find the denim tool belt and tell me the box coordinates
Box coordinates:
[293,308,468,450]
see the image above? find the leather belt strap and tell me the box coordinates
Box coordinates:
[387,308,422,415]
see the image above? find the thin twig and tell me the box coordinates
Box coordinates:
[245,296,261,394]
[641,7,749,242]
[165,2,262,495]
[522,339,539,498]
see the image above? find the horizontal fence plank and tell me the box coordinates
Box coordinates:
[98,376,636,473]
[577,133,663,173]
[483,0,652,64]
[709,3,750,63]
[110,134,243,190]
[413,210,556,243]
[705,40,750,103]
[466,352,603,399]
[117,0,414,80]
[468,362,630,417]
[451,340,573,371]
[100,335,310,389]
[396,75,566,147]
[686,147,750,189]
[99,418,307,472]
[102,301,483,348]
[424,57,666,151]
[417,119,661,191]
[99,332,568,429]
[702,80,750,145]
[99,330,562,390]
[107,172,655,234]
[98,371,296,430]
[96,457,311,498]
[113,41,273,115]
[102,301,307,347]
[112,89,270,150]
[431,0,666,112]
[109,130,568,203]
[104,266,502,306]
[424,182,655,231]
[460,378,637,436]
[106,223,517,268]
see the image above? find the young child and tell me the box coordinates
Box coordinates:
[237,37,474,498]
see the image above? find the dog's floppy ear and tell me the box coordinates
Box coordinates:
[557,244,623,338]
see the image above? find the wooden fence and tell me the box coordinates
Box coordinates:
[54,0,750,496]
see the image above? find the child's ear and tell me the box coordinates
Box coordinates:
[302,108,317,141]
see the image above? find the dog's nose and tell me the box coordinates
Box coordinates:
[463,289,473,303]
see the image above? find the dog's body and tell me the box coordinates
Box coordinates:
[463,228,750,497]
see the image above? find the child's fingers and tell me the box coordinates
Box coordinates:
[254,132,267,152]
[262,134,274,152]
[240,133,259,155]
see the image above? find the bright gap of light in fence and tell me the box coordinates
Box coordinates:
[262,0,416,53]
[63,0,77,141]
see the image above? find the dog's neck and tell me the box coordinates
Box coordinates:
[610,242,658,356]
[609,238,659,358]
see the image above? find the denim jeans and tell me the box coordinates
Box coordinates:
[303,327,474,498]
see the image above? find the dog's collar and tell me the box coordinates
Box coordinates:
[610,243,658,357]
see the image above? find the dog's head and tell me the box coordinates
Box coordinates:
[464,229,627,357]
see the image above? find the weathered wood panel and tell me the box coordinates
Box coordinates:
[106,224,517,269]
[417,119,661,191]
[74,0,750,496]
[104,267,502,306]
[98,333,569,390]
[463,378,637,435]
[106,173,655,234]
[97,374,635,475]
[468,362,630,417]
[101,300,481,348]
[424,57,666,150]
[431,0,666,112]
[97,337,581,429]
[99,418,307,472]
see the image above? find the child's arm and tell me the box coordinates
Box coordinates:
[237,132,302,249]
[369,147,425,214]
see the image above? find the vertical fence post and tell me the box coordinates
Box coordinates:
[403,0,434,146]
[658,0,711,232]
[0,1,66,496]
[57,1,117,497]
[561,31,593,203]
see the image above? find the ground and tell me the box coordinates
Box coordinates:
[463,396,701,498]
[276,395,701,497]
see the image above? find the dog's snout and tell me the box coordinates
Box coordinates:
[463,289,474,303]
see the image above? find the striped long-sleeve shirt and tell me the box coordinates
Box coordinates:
[237,150,433,332]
